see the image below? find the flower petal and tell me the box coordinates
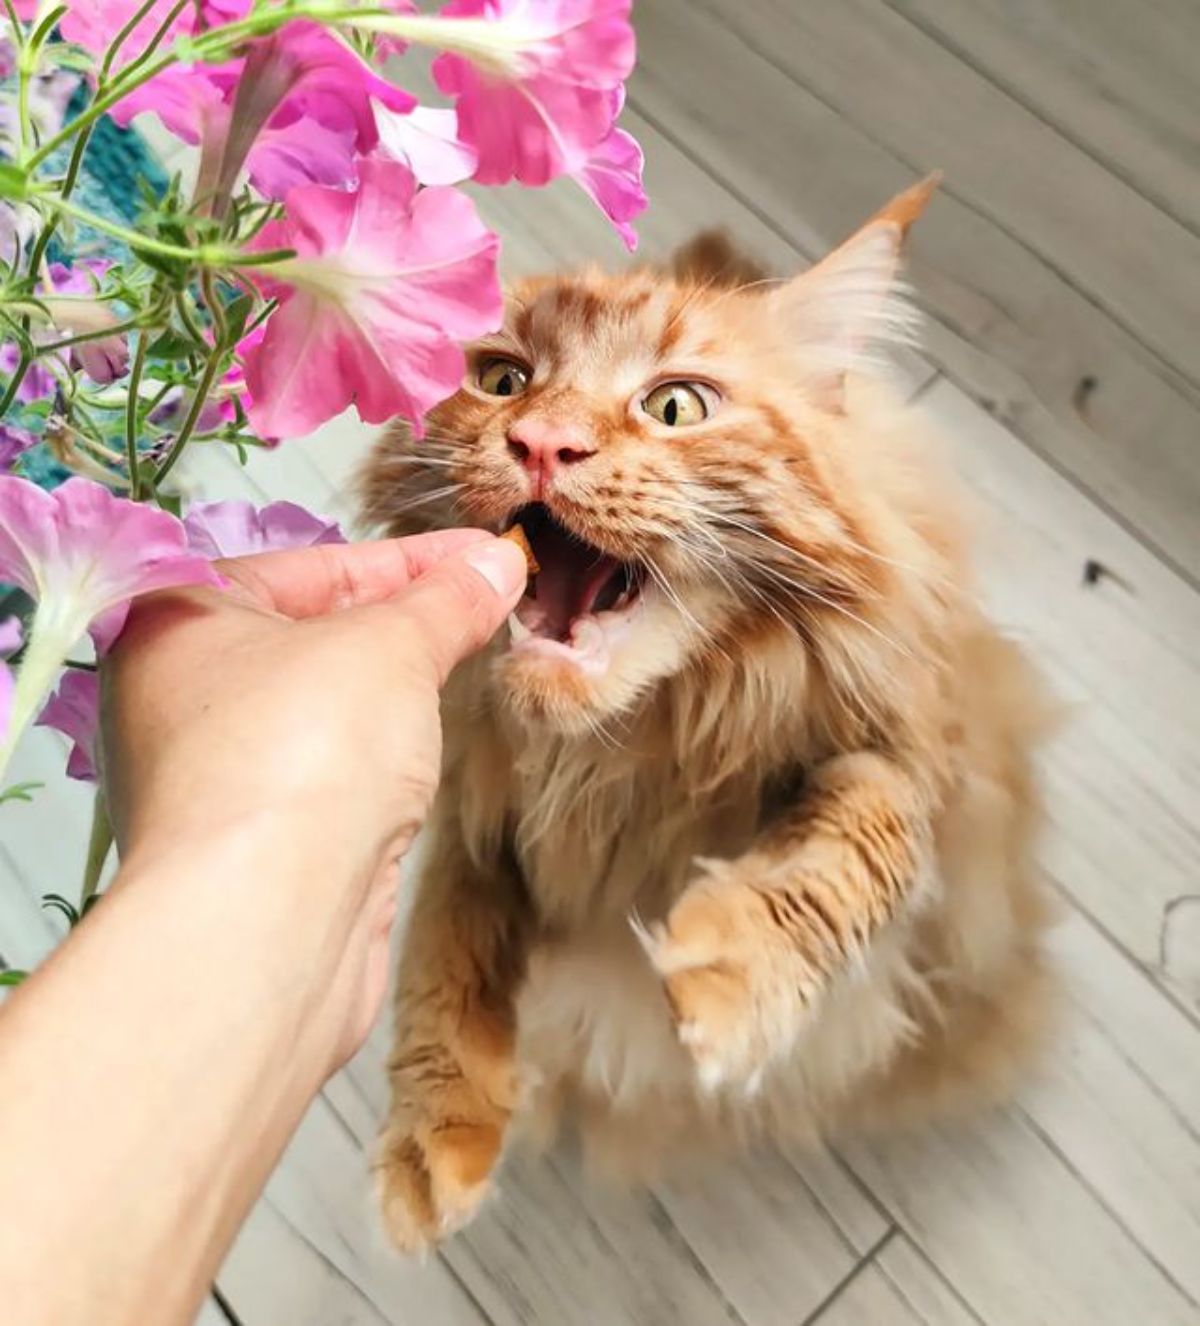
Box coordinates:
[373,105,478,186]
[0,476,221,655]
[0,616,19,744]
[571,123,646,251]
[184,499,346,558]
[244,161,501,436]
[37,669,99,783]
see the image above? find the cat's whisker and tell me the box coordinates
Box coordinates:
[384,483,466,518]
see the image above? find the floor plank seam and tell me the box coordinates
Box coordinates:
[683,0,1200,393]
[874,0,1200,244]
[642,1188,751,1325]
[433,1248,499,1326]
[933,364,1200,595]
[209,1286,247,1326]
[268,1198,393,1326]
[824,1150,989,1324]
[875,1233,990,1326]
[1014,1104,1200,1311]
[1049,878,1200,1033]
[798,1224,898,1326]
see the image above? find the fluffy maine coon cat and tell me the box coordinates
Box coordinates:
[359,177,1056,1251]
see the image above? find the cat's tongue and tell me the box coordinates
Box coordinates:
[525,516,618,640]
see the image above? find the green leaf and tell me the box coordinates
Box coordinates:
[46,44,97,73]
[0,970,28,987]
[221,292,255,345]
[41,893,80,927]
[0,780,41,805]
[157,491,182,518]
[147,327,202,361]
[0,162,29,202]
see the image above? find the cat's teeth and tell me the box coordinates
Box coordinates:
[508,611,531,642]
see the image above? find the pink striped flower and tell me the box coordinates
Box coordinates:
[242,159,501,438]
[0,476,219,776]
[431,0,635,187]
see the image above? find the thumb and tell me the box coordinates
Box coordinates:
[375,535,528,683]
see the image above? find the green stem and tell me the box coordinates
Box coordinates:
[25,5,391,172]
[173,292,206,346]
[37,309,154,356]
[153,346,224,486]
[16,43,33,164]
[0,349,31,416]
[1,0,23,37]
[35,196,207,263]
[26,119,98,280]
[0,609,78,786]
[100,0,166,81]
[126,332,150,498]
[80,788,113,912]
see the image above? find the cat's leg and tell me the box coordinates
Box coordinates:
[375,823,530,1252]
[640,752,933,1091]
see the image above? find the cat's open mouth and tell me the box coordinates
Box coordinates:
[504,503,645,671]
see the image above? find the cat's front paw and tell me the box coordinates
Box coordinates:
[637,865,822,1093]
[374,1054,514,1253]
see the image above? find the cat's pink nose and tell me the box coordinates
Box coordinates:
[507,418,597,494]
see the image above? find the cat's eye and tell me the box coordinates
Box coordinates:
[478,359,530,398]
[642,381,711,427]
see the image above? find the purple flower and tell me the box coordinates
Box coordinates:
[37,669,99,782]
[0,475,221,655]
[183,499,346,559]
[0,343,56,404]
[0,423,37,473]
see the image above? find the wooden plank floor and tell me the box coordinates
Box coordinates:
[3,3,1199,1322]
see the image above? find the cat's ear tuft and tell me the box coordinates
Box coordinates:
[770,172,940,410]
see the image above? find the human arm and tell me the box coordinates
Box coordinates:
[0,530,527,1326]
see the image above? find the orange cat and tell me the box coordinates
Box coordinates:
[359,177,1057,1252]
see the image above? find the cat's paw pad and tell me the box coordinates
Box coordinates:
[375,1111,503,1254]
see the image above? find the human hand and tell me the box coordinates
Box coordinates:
[101,528,527,1064]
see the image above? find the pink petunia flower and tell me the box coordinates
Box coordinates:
[0,344,56,403]
[41,261,129,385]
[59,0,235,66]
[0,476,220,776]
[242,159,502,438]
[37,668,99,783]
[567,90,645,250]
[430,0,635,187]
[0,260,128,395]
[0,476,220,655]
[374,105,478,186]
[183,499,345,559]
[0,423,37,472]
[0,616,20,744]
[113,21,414,204]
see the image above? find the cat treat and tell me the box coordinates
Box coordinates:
[501,522,540,576]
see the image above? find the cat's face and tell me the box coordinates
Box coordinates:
[363,182,935,733]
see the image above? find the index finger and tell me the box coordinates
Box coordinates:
[218,529,494,619]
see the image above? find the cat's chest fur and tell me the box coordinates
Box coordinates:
[509,731,768,929]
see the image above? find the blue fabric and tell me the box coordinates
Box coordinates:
[7,94,166,490]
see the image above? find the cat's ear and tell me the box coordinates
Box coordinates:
[769,172,940,410]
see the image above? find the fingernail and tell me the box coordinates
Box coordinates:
[463,539,527,597]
